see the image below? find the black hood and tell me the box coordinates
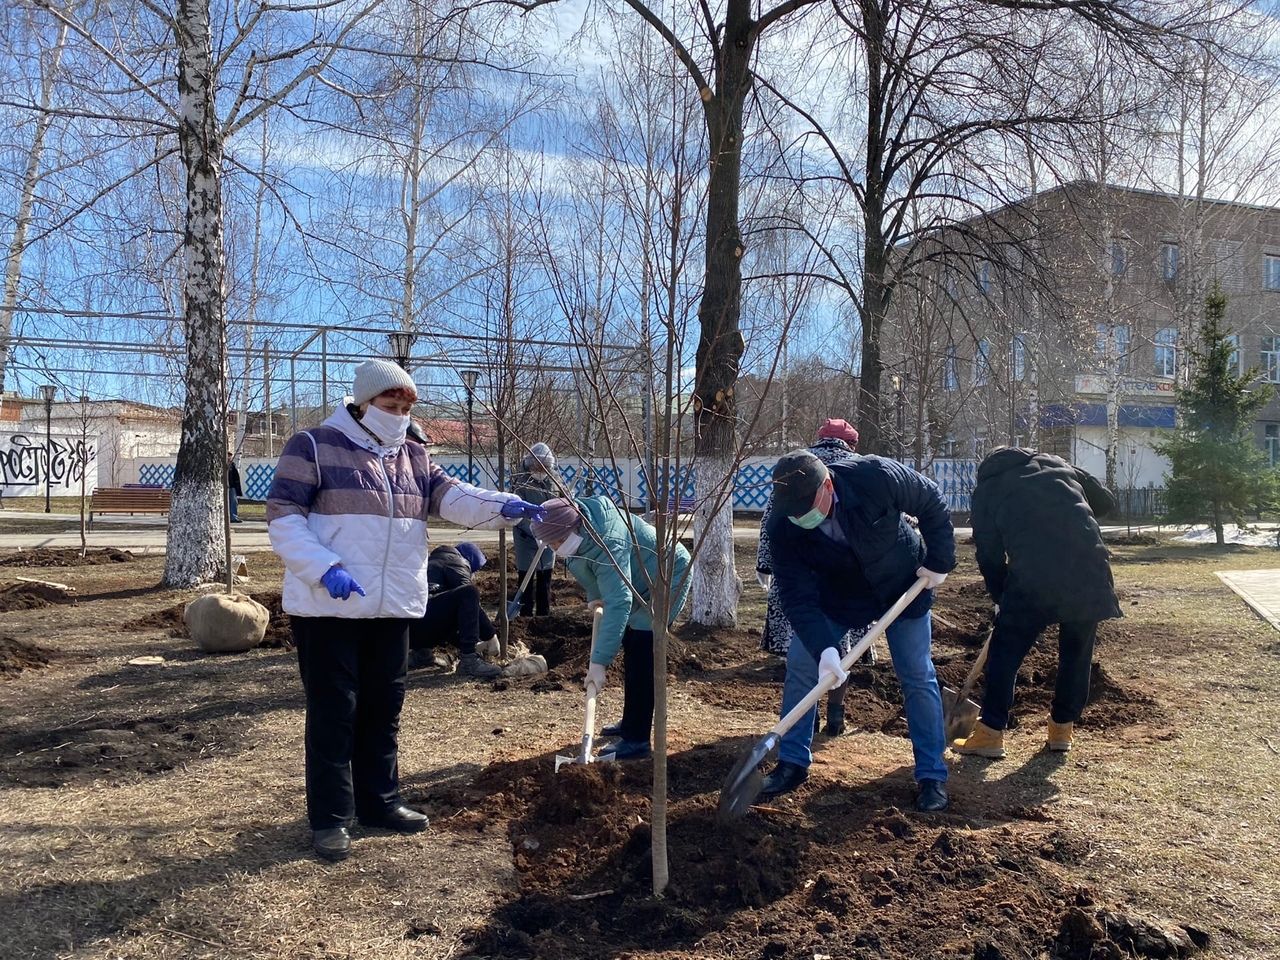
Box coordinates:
[976,447,1036,484]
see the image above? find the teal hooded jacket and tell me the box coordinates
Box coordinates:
[565,496,692,667]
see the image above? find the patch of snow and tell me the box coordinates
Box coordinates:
[1175,524,1280,547]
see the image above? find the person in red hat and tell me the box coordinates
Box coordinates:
[755,418,871,737]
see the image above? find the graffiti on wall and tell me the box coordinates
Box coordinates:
[0,433,98,496]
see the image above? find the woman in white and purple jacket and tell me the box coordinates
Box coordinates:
[267,358,544,863]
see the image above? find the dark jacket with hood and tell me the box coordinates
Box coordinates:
[768,456,956,659]
[970,448,1121,623]
[426,545,473,595]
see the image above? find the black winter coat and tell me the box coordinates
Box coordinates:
[426,545,473,595]
[970,448,1121,624]
[768,456,956,659]
[228,463,243,498]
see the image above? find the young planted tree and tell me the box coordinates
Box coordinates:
[1156,284,1278,544]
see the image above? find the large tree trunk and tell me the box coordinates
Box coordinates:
[856,0,889,455]
[164,0,228,587]
[0,19,67,394]
[688,0,751,627]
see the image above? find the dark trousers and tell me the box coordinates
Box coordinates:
[980,612,1098,730]
[618,628,655,743]
[293,616,409,830]
[516,568,552,617]
[410,584,494,656]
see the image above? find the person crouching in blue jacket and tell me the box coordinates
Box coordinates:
[763,449,956,812]
[531,495,691,761]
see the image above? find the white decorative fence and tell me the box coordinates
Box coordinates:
[121,454,981,514]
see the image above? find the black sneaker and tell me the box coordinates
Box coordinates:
[758,761,809,800]
[915,779,949,812]
[600,721,624,738]
[458,653,500,680]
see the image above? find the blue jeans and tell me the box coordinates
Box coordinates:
[229,493,239,520]
[778,612,948,783]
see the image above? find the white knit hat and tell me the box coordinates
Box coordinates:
[352,359,417,405]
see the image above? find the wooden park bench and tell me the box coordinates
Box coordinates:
[89,486,172,529]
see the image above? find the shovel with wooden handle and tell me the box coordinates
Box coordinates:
[555,607,616,771]
[507,544,550,619]
[941,624,994,742]
[718,576,929,821]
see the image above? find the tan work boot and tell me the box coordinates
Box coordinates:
[1047,720,1074,752]
[951,722,1006,759]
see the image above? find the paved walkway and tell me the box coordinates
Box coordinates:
[1216,569,1280,632]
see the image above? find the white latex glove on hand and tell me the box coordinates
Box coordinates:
[916,566,948,589]
[587,600,604,614]
[818,647,849,687]
[585,663,607,694]
[756,570,772,591]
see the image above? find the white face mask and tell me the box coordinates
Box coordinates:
[361,404,409,447]
[554,532,583,559]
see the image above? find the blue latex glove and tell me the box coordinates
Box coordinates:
[321,565,366,600]
[501,498,547,522]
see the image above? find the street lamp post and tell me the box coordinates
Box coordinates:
[40,384,57,512]
[460,369,479,483]
[387,331,416,370]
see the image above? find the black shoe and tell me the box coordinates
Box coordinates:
[230,518,244,524]
[360,804,430,833]
[313,826,351,861]
[758,761,809,800]
[458,653,501,680]
[915,779,949,812]
[824,706,846,736]
[600,720,624,738]
[610,739,652,761]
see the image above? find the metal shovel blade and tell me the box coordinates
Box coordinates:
[941,686,981,742]
[554,734,616,772]
[717,731,780,822]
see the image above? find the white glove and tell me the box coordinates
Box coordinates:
[818,647,849,687]
[992,603,1000,618]
[586,600,604,614]
[474,636,501,658]
[916,566,948,589]
[585,663,607,694]
[756,570,772,591]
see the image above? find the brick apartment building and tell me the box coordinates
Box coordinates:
[883,181,1280,491]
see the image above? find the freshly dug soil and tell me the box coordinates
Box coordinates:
[0,636,53,676]
[0,707,250,788]
[0,546,136,567]
[0,580,77,612]
[445,742,1207,960]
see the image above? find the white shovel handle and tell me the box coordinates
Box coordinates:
[769,576,929,739]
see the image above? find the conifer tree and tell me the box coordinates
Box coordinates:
[1157,283,1278,544]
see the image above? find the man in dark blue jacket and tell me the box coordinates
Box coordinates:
[763,450,956,812]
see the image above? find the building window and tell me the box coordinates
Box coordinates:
[938,436,958,458]
[1110,240,1127,277]
[1115,324,1131,373]
[943,344,959,392]
[1266,254,1280,291]
[1012,334,1027,381]
[1094,322,1109,361]
[1154,327,1177,378]
[1160,242,1180,281]
[1267,424,1279,467]
[1226,334,1240,374]
[1263,336,1280,383]
[977,261,992,294]
[974,339,992,386]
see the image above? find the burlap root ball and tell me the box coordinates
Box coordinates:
[502,654,548,678]
[185,592,269,654]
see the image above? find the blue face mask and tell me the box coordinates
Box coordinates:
[789,507,825,530]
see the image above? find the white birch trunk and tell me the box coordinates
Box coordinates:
[0,20,68,394]
[690,455,740,627]
[163,0,229,588]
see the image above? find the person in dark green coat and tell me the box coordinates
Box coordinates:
[532,495,691,760]
[510,443,558,616]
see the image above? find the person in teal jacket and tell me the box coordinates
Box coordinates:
[532,495,692,760]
